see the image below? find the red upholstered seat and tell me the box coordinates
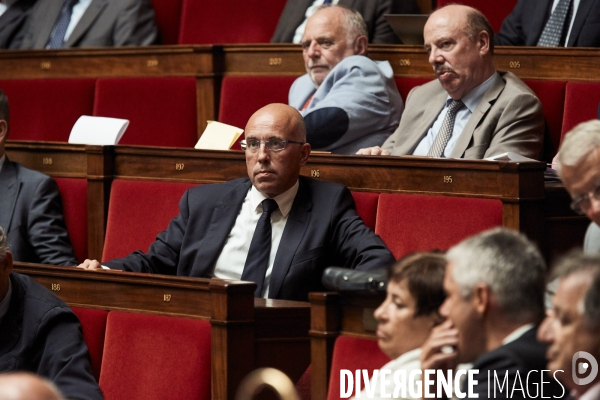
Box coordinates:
[394,77,433,103]
[562,82,600,140]
[150,0,183,45]
[436,0,518,32]
[326,336,390,400]
[178,0,287,44]
[99,312,211,400]
[71,307,108,382]
[523,80,567,162]
[93,77,197,148]
[0,79,95,142]
[54,177,88,263]
[351,191,379,232]
[375,194,502,259]
[218,76,298,150]
[102,179,197,262]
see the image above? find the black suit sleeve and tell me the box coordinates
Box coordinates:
[496,0,534,46]
[27,177,77,266]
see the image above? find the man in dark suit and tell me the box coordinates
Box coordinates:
[18,0,158,49]
[0,89,77,266]
[0,0,37,48]
[496,0,600,47]
[0,227,103,400]
[271,0,421,45]
[420,228,565,399]
[538,252,600,399]
[79,104,394,301]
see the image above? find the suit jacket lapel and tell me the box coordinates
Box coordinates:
[450,73,505,158]
[567,0,595,46]
[0,275,24,357]
[65,0,107,47]
[188,180,251,277]
[532,0,553,44]
[0,158,20,234]
[32,0,64,48]
[400,88,447,155]
[268,178,312,299]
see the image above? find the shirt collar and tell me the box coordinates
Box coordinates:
[250,180,299,218]
[447,72,497,112]
[502,323,535,345]
[0,277,12,323]
[0,154,5,174]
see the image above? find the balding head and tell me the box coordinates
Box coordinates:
[424,4,495,100]
[244,104,311,198]
[0,373,65,400]
[301,5,368,87]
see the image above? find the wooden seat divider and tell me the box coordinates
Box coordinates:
[13,262,310,400]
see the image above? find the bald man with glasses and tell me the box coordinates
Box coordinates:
[557,120,600,254]
[79,104,393,301]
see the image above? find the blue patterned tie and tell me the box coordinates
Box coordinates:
[323,0,332,4]
[241,199,279,297]
[537,0,572,47]
[428,99,464,157]
[47,0,78,49]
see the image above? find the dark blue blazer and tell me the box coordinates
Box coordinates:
[496,0,600,47]
[0,158,77,266]
[106,176,395,301]
[0,272,103,400]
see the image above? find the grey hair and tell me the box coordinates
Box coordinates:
[0,225,7,263]
[446,227,546,322]
[550,249,600,330]
[584,271,600,330]
[557,120,600,175]
[315,4,368,42]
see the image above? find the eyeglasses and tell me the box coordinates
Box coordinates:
[241,138,305,152]
[570,183,600,214]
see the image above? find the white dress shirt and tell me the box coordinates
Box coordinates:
[293,0,340,43]
[46,0,93,48]
[0,0,18,16]
[550,0,581,46]
[0,278,12,324]
[573,381,600,400]
[412,73,496,158]
[212,181,299,298]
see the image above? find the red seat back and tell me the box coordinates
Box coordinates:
[326,336,390,400]
[54,177,88,263]
[150,0,183,45]
[562,81,600,140]
[218,76,298,150]
[71,307,108,382]
[375,194,502,259]
[436,0,518,32]
[178,0,287,44]
[394,77,433,103]
[351,191,379,232]
[99,312,211,400]
[102,179,197,262]
[93,77,198,148]
[523,80,567,162]
[0,79,95,142]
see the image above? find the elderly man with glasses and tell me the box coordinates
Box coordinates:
[557,120,600,254]
[79,103,394,301]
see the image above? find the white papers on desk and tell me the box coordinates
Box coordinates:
[68,116,129,145]
[484,152,538,162]
[195,121,243,150]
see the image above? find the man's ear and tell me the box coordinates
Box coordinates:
[353,35,368,56]
[478,30,491,55]
[0,119,7,143]
[299,143,311,166]
[472,284,490,316]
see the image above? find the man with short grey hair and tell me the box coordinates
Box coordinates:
[557,120,600,254]
[289,4,403,154]
[0,372,65,400]
[538,251,600,399]
[420,228,564,398]
[0,226,102,400]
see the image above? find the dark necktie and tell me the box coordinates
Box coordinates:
[427,99,464,157]
[241,199,279,297]
[322,0,332,3]
[537,0,573,47]
[47,0,78,49]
